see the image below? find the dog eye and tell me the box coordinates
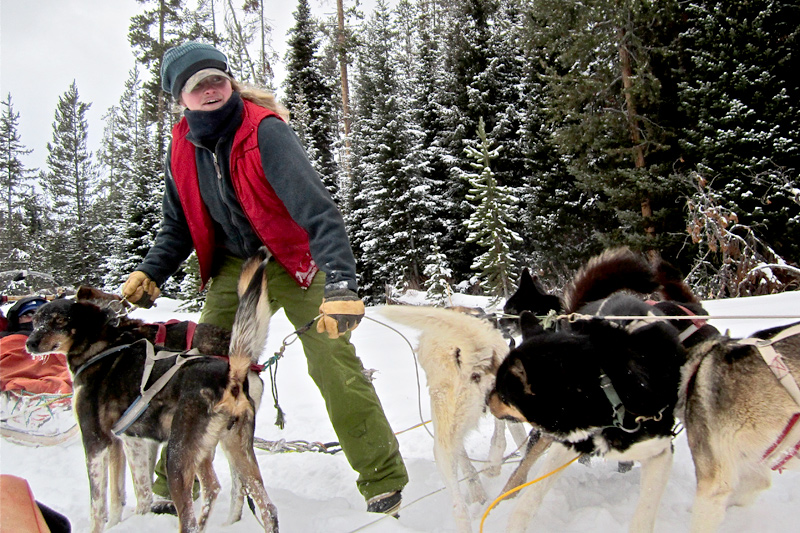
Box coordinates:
[471,372,481,383]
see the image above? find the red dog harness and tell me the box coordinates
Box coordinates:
[743,323,800,472]
[154,319,197,351]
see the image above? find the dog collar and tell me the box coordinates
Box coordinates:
[599,371,632,432]
[72,339,145,380]
[599,371,668,434]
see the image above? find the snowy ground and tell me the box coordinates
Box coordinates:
[1,291,799,532]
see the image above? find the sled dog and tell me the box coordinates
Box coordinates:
[488,248,689,533]
[678,321,800,532]
[26,249,277,533]
[377,305,526,533]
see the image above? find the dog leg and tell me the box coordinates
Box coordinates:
[122,436,155,515]
[224,373,265,523]
[166,441,200,533]
[433,437,472,533]
[486,418,507,477]
[458,445,487,505]
[729,465,771,507]
[85,445,110,533]
[196,455,221,532]
[107,439,126,527]
[628,444,672,533]
[500,431,553,498]
[507,420,529,448]
[689,454,735,533]
[506,442,575,533]
[220,415,279,532]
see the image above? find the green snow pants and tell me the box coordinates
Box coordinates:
[155,255,408,501]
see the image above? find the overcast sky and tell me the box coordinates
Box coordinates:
[0,0,343,173]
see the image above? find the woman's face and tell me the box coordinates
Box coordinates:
[181,75,233,111]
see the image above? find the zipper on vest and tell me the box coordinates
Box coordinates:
[212,153,222,180]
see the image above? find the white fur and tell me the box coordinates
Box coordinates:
[377,305,526,533]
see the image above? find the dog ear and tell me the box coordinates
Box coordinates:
[509,359,535,396]
[520,311,544,341]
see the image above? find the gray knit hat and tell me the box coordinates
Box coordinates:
[161,42,229,99]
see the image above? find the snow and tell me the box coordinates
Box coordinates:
[2,292,800,532]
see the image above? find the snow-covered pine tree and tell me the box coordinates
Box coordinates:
[463,117,522,300]
[678,0,800,265]
[242,0,278,89]
[284,0,339,196]
[348,0,409,300]
[404,0,457,283]
[97,67,164,292]
[0,93,36,271]
[41,81,103,286]
[522,0,689,267]
[423,240,453,305]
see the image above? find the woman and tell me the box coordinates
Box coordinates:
[122,42,407,515]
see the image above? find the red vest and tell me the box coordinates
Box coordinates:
[170,100,318,288]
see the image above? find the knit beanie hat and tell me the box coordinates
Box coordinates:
[161,42,229,99]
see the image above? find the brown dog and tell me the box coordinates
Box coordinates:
[27,249,277,533]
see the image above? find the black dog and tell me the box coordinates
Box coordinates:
[488,297,685,532]
[489,248,690,532]
[26,250,278,533]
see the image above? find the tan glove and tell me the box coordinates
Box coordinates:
[121,271,161,308]
[316,288,365,339]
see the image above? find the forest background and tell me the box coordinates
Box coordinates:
[1,0,799,305]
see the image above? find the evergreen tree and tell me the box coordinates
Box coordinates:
[41,81,102,286]
[463,117,522,300]
[423,240,453,305]
[98,67,163,291]
[404,1,460,287]
[284,0,339,195]
[678,0,800,264]
[243,0,278,88]
[523,0,689,268]
[0,93,36,270]
[349,0,409,300]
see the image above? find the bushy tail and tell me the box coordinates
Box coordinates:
[653,258,701,303]
[563,247,660,313]
[215,248,272,417]
[378,304,496,336]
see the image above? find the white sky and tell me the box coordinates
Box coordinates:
[0,0,347,173]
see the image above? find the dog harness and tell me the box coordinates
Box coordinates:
[599,370,668,433]
[154,319,197,350]
[111,340,205,435]
[644,299,709,343]
[740,323,800,472]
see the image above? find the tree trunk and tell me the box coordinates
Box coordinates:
[337,0,353,189]
[619,27,655,241]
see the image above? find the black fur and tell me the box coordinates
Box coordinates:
[27,298,242,448]
[494,296,685,455]
[501,268,562,341]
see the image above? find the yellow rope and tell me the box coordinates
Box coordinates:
[479,454,581,533]
[394,419,431,435]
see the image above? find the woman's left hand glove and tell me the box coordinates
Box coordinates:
[317,288,365,339]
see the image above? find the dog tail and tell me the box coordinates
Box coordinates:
[653,258,701,303]
[563,247,660,313]
[376,304,509,365]
[216,248,272,417]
